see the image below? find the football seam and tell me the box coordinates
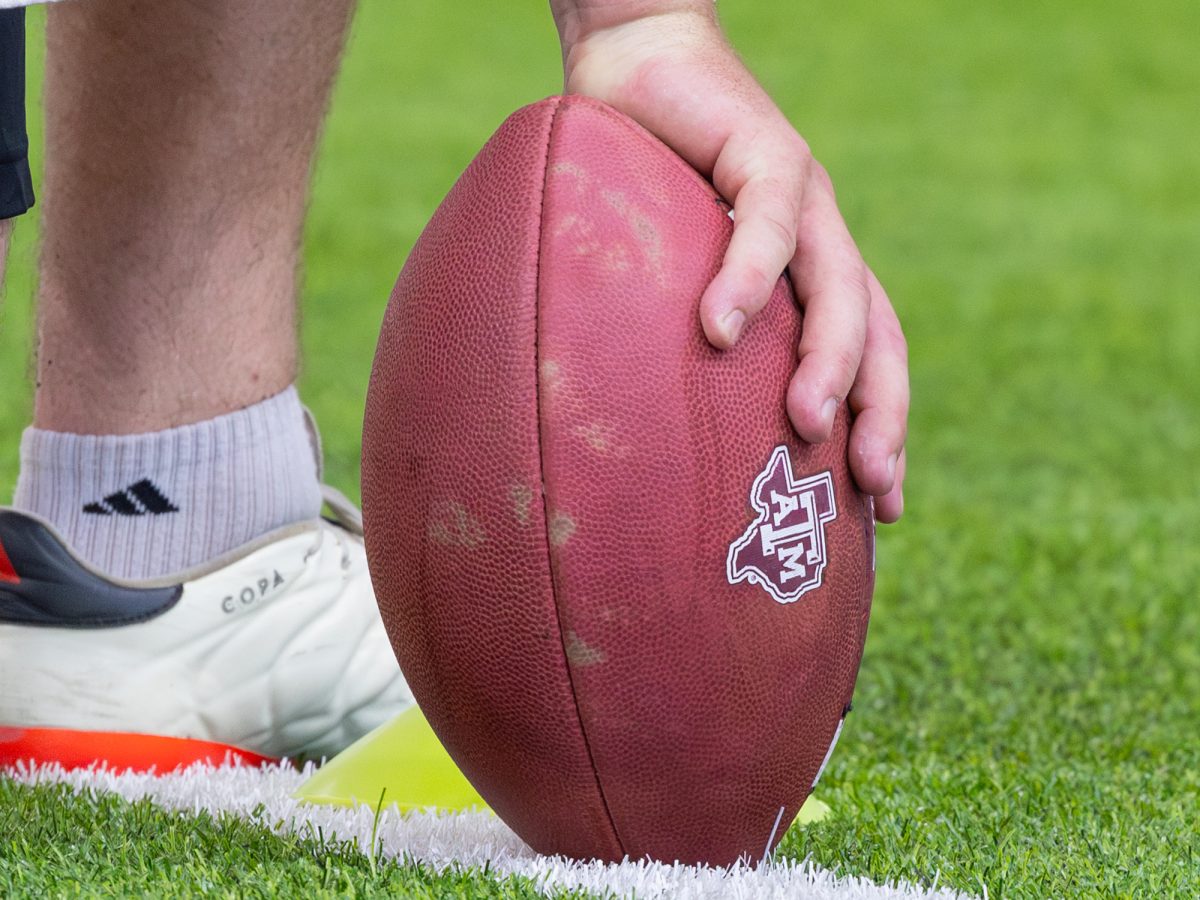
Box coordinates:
[530,95,627,860]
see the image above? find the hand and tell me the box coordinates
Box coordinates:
[551,3,907,522]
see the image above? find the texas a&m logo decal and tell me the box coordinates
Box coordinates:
[726,446,838,604]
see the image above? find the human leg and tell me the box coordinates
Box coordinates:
[15,0,357,580]
[35,0,356,433]
[0,0,410,767]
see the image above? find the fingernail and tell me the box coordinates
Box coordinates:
[886,453,897,482]
[821,398,838,431]
[722,309,746,344]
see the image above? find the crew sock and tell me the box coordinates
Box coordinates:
[12,385,322,580]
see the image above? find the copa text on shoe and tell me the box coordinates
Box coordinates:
[221,570,287,614]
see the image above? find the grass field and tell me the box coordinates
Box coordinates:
[3,0,1199,896]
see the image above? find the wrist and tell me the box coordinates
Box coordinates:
[551,1,717,58]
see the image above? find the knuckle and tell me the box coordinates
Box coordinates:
[839,263,872,306]
[760,134,813,196]
[873,306,909,364]
[810,161,835,196]
[830,345,862,385]
[741,259,781,299]
[757,206,798,255]
[797,259,870,311]
[786,133,814,165]
[808,341,861,391]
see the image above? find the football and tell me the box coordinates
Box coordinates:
[362,95,875,866]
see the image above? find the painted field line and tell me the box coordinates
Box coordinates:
[13,763,973,900]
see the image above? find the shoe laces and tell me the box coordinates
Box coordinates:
[300,407,363,570]
[320,484,364,537]
[300,485,364,571]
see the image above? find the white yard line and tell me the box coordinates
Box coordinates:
[13,763,972,900]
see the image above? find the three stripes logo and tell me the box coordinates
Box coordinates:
[83,479,180,517]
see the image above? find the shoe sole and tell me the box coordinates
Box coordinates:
[1,518,411,764]
[0,725,276,773]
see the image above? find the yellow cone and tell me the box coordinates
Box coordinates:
[294,704,487,812]
[295,704,831,827]
[794,795,831,825]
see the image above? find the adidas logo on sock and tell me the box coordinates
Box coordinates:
[83,479,180,516]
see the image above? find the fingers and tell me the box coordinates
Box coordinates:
[554,17,909,520]
[785,176,872,443]
[699,171,802,349]
[846,269,909,516]
[873,448,906,523]
[707,149,907,520]
[708,145,906,520]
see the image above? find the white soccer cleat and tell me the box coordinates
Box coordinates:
[0,486,412,771]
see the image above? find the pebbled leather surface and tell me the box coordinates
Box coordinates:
[363,95,874,866]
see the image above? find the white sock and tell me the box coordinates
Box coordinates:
[12,386,323,581]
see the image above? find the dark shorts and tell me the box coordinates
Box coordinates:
[1,7,34,220]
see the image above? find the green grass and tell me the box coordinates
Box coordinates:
[2,0,1199,896]
[0,779,575,898]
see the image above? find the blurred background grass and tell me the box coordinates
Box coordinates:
[1,0,1197,895]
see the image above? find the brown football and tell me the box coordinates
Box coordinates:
[362,95,875,866]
